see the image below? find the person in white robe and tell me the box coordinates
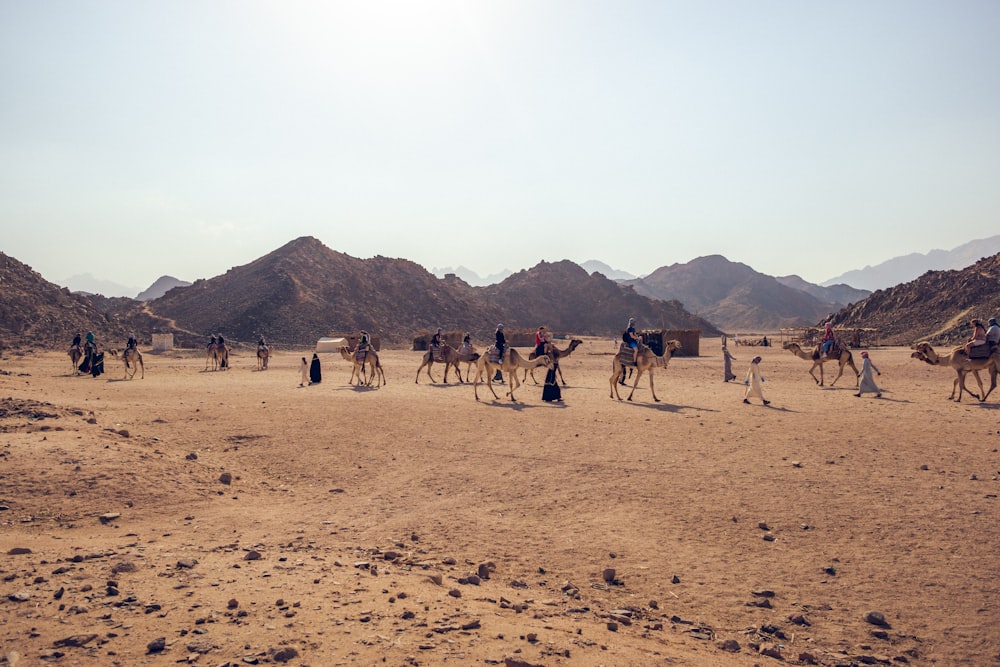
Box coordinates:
[723,343,737,382]
[855,351,881,398]
[299,356,309,387]
[743,356,769,405]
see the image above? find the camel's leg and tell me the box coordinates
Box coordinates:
[626,368,644,401]
[139,357,144,380]
[648,369,659,402]
[415,360,427,383]
[557,365,566,386]
[810,363,822,386]
[610,362,624,399]
[829,361,845,386]
[451,362,463,383]
[982,366,999,402]
[506,364,520,401]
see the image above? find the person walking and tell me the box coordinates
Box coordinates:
[743,355,769,405]
[493,324,506,383]
[309,353,322,384]
[299,357,309,387]
[855,351,882,398]
[722,342,737,382]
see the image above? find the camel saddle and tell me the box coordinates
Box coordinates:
[354,349,368,363]
[432,344,451,363]
[616,342,642,367]
[487,346,503,364]
[968,344,990,360]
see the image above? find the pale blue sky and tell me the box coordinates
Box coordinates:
[2,1,998,295]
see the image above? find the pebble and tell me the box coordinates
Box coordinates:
[864,610,889,627]
[146,637,166,653]
[718,639,740,652]
[7,547,31,555]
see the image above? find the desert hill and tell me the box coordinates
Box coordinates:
[823,234,1000,291]
[149,238,719,346]
[481,260,720,337]
[775,275,870,308]
[828,252,1000,345]
[0,252,133,348]
[626,255,839,331]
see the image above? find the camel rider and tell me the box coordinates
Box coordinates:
[358,330,371,358]
[430,328,443,359]
[258,336,268,353]
[534,326,549,358]
[965,319,987,356]
[84,331,96,355]
[217,334,226,348]
[494,324,507,382]
[821,321,836,358]
[208,335,217,349]
[460,332,473,355]
[987,318,1000,352]
[625,318,640,364]
[126,333,137,350]
[71,332,82,349]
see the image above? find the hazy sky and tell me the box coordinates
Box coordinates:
[2,1,999,294]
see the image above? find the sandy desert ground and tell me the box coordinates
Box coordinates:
[1,337,998,667]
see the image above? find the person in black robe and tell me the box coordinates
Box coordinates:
[90,351,105,378]
[542,359,562,402]
[309,353,322,384]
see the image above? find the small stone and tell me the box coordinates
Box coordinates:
[427,573,443,585]
[758,522,770,530]
[117,429,130,438]
[787,613,810,626]
[478,563,492,580]
[763,534,775,542]
[864,611,889,627]
[111,561,137,574]
[606,621,618,632]
[185,452,198,460]
[442,557,456,565]
[718,639,740,652]
[671,575,680,584]
[799,651,819,664]
[219,472,233,485]
[146,637,166,653]
[98,512,121,524]
[448,588,461,598]
[649,599,659,609]
[228,599,239,609]
[176,559,198,569]
[461,619,481,630]
[8,591,30,602]
[269,646,299,663]
[244,550,262,561]
[602,568,616,583]
[54,634,99,648]
[751,589,775,597]
[8,547,31,555]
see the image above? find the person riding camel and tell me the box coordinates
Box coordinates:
[126,332,137,350]
[821,321,836,359]
[257,336,268,353]
[460,332,474,355]
[430,328,444,360]
[625,318,640,364]
[534,326,549,358]
[964,319,987,356]
[358,330,371,359]
[72,332,82,349]
[494,324,507,382]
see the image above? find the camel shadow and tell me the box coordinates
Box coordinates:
[612,401,704,414]
[477,399,545,411]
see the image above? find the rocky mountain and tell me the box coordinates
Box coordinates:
[775,275,870,307]
[148,238,719,347]
[0,252,152,349]
[823,234,1000,291]
[482,260,719,337]
[828,252,1000,346]
[137,275,192,301]
[626,255,838,332]
[579,260,636,281]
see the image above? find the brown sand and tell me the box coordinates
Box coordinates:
[1,338,998,666]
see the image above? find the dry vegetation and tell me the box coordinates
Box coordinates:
[1,338,998,667]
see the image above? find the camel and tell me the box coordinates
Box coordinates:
[415,345,480,384]
[782,341,859,387]
[340,346,385,387]
[910,341,1000,402]
[257,346,270,370]
[205,343,219,371]
[609,340,681,402]
[474,348,552,402]
[122,347,144,380]
[216,345,230,371]
[524,339,584,385]
[68,345,83,374]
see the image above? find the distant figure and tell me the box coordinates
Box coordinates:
[722,343,737,382]
[987,317,1000,351]
[855,351,881,398]
[534,326,549,358]
[460,332,474,355]
[126,332,137,350]
[964,319,987,356]
[743,355,769,406]
[72,332,82,348]
[541,355,562,403]
[208,335,217,348]
[299,356,309,387]
[430,327,443,359]
[761,335,769,347]
[309,353,322,384]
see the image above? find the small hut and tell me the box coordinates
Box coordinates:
[151,333,174,352]
[640,329,700,357]
[319,333,380,352]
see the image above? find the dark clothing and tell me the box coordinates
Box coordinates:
[541,366,562,402]
[126,336,136,350]
[90,352,104,378]
[72,334,82,347]
[309,355,322,384]
[495,330,506,357]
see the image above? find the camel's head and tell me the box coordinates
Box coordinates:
[568,339,583,351]
[910,341,937,359]
[665,340,682,352]
[539,354,554,367]
[782,341,796,350]
[911,350,935,365]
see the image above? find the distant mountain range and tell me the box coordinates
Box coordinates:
[60,272,140,298]
[625,255,869,332]
[823,234,1000,291]
[136,276,192,301]
[432,259,637,286]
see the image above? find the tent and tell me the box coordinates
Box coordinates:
[315,337,347,353]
